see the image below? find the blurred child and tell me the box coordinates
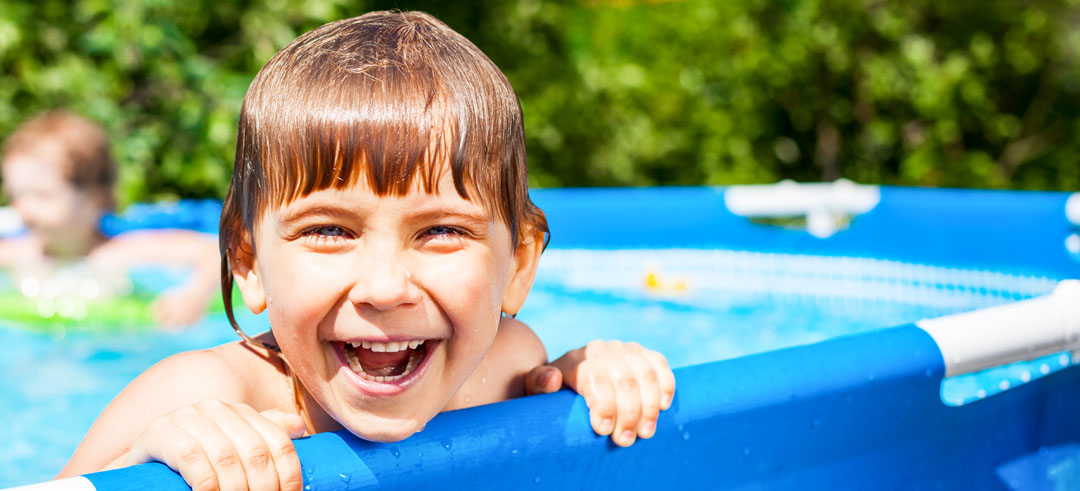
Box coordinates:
[58,11,675,488]
[0,111,220,327]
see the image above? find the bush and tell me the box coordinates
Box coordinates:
[2,0,1078,206]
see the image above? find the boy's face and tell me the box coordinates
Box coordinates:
[2,149,105,257]
[234,166,540,442]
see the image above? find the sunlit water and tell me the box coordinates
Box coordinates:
[1,249,1070,486]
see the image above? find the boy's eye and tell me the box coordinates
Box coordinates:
[304,225,350,238]
[423,225,464,238]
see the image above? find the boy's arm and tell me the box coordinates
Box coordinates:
[57,342,301,482]
[58,349,244,476]
[93,230,220,327]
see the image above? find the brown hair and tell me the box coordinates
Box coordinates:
[2,110,117,210]
[219,11,548,338]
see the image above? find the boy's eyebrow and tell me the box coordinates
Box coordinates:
[276,204,354,225]
[276,202,492,226]
[408,207,492,227]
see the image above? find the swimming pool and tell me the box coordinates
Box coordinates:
[5,184,1080,489]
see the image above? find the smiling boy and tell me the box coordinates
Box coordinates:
[59,11,674,489]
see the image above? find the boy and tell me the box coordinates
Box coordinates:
[58,11,675,490]
[0,111,220,327]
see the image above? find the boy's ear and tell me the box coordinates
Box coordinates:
[501,228,545,317]
[230,235,267,315]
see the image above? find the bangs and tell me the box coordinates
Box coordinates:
[219,11,548,339]
[230,12,529,240]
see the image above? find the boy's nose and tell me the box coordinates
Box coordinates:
[346,242,422,311]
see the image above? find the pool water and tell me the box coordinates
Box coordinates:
[1,249,1070,487]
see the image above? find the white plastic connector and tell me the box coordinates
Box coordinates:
[724,179,880,238]
[4,476,96,491]
[1067,193,1080,227]
[917,280,1080,377]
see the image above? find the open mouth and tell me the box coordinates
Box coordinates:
[342,340,429,383]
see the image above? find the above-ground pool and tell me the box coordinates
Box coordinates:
[4,183,1080,489]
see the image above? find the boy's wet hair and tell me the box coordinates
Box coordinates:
[220,11,548,336]
[2,110,117,210]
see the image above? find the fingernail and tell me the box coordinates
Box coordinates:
[640,421,656,438]
[663,394,673,409]
[619,430,636,445]
[538,369,554,387]
[599,418,614,434]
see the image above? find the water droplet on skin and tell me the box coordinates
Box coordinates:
[481,377,487,384]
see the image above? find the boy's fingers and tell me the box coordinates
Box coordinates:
[259,409,308,439]
[608,356,643,447]
[200,401,282,491]
[168,404,247,491]
[545,347,585,389]
[524,366,563,395]
[242,408,305,491]
[624,346,661,439]
[126,419,218,490]
[576,360,617,436]
[646,351,676,410]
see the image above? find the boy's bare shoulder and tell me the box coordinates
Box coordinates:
[58,338,288,477]
[140,339,287,407]
[493,317,548,365]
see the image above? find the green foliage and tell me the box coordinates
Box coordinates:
[2,0,1079,205]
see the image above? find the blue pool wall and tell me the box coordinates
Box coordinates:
[533,186,1080,278]
[84,324,1080,490]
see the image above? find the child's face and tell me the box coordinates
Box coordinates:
[2,150,105,257]
[234,166,540,442]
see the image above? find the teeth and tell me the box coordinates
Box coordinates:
[343,341,426,383]
[346,339,425,353]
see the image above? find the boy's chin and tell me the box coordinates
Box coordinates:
[342,415,427,443]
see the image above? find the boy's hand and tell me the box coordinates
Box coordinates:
[124,399,306,491]
[525,340,675,447]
